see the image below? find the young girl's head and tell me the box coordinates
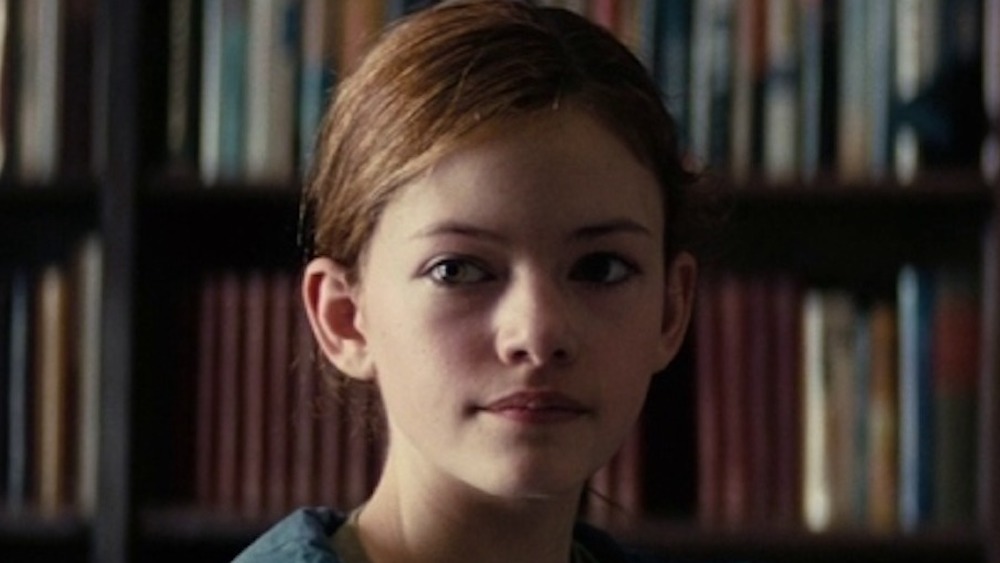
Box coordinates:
[302,0,698,502]
[305,0,697,282]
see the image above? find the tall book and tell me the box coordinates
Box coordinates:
[744,277,774,522]
[245,0,299,183]
[241,271,268,515]
[984,0,1000,180]
[717,275,748,524]
[59,0,93,180]
[299,0,339,172]
[867,300,898,531]
[932,271,980,525]
[74,235,102,518]
[694,279,722,525]
[689,0,735,170]
[762,0,799,183]
[0,0,13,179]
[216,271,243,511]
[15,0,62,182]
[802,289,831,531]
[34,263,73,517]
[5,269,31,511]
[200,0,247,184]
[864,0,892,180]
[654,0,692,149]
[820,291,857,528]
[291,303,318,507]
[195,274,219,507]
[771,276,801,524]
[164,0,200,176]
[836,0,869,181]
[729,0,764,182]
[266,272,293,515]
[898,265,936,531]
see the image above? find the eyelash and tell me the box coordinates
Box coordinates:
[423,253,639,287]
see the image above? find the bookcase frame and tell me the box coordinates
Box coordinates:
[1,1,998,562]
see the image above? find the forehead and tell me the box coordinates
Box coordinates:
[379,107,665,240]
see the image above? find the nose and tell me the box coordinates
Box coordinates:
[493,272,580,367]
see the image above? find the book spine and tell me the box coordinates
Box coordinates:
[868,300,899,531]
[6,269,30,511]
[216,271,242,511]
[241,270,268,515]
[763,0,799,183]
[15,0,62,182]
[694,279,722,525]
[0,0,14,179]
[984,0,1000,180]
[266,272,293,515]
[74,234,103,518]
[898,265,936,531]
[195,273,219,507]
[199,0,223,184]
[802,290,831,531]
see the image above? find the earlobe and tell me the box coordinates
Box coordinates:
[657,251,697,368]
[301,257,376,381]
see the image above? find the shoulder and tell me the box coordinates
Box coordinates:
[231,507,347,563]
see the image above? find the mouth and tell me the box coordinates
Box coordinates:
[478,390,590,424]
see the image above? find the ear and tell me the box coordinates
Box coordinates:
[301,257,376,381]
[656,251,697,368]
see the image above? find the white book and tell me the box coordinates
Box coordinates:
[245,0,298,184]
[75,234,103,519]
[16,0,62,182]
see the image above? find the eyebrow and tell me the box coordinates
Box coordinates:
[412,218,653,242]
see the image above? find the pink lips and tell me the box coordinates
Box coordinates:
[480,391,589,424]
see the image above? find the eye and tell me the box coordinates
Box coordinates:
[425,257,494,286]
[570,253,638,285]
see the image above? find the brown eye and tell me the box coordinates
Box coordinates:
[427,258,493,285]
[570,253,638,285]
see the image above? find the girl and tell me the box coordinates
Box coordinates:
[236,1,702,561]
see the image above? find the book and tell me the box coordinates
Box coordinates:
[984,0,1000,180]
[164,0,200,176]
[74,234,103,518]
[690,0,735,170]
[820,291,857,528]
[195,273,219,507]
[241,270,268,515]
[898,265,936,531]
[266,272,293,515]
[291,302,318,507]
[15,0,62,182]
[0,269,9,498]
[5,269,31,511]
[802,289,831,531]
[0,0,13,179]
[770,276,801,524]
[199,0,247,184]
[694,278,722,525]
[744,277,773,522]
[34,263,73,517]
[299,0,339,172]
[59,0,93,181]
[762,0,799,183]
[867,300,898,531]
[654,0,692,149]
[932,270,980,525]
[717,275,748,525]
[729,0,764,182]
[836,0,870,181]
[216,271,243,511]
[245,0,299,183]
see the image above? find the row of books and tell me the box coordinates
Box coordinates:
[0,0,94,183]
[695,268,980,532]
[0,235,102,518]
[174,0,1000,186]
[191,270,384,517]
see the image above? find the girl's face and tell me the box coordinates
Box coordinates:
[311,107,694,504]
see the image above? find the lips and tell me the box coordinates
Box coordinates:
[479,390,589,424]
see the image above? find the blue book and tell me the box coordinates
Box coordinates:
[6,269,30,511]
[898,265,936,531]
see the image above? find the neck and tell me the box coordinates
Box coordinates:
[355,453,583,563]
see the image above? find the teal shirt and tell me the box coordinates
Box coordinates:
[232,507,669,563]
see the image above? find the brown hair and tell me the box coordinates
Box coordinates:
[303,0,701,279]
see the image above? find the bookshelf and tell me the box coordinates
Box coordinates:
[0,1,998,563]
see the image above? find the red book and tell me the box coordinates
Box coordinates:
[718,275,749,525]
[694,276,722,525]
[744,276,773,523]
[266,272,293,515]
[195,274,220,507]
[241,271,268,516]
[216,271,243,512]
[291,300,318,507]
[770,275,802,525]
